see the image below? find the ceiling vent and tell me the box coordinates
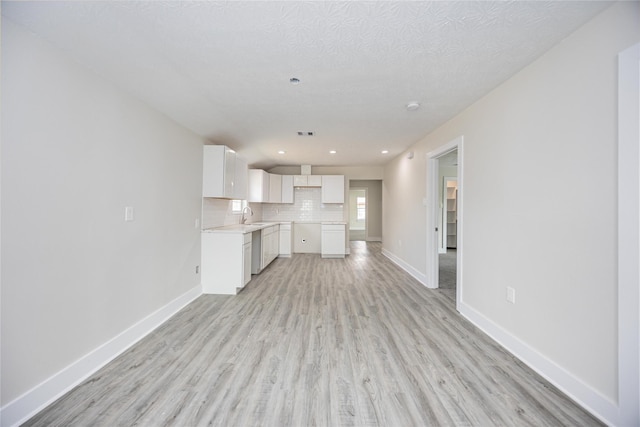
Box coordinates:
[297,131,314,136]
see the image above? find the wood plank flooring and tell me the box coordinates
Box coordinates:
[24,242,602,426]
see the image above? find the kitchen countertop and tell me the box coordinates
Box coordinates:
[202,222,284,234]
[203,220,344,234]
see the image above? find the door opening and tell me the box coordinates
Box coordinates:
[349,188,367,241]
[426,136,463,311]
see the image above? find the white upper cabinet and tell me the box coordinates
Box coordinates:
[309,175,322,187]
[203,145,237,198]
[321,175,345,203]
[281,175,294,204]
[248,169,270,203]
[234,156,248,200]
[268,174,282,203]
[294,175,321,187]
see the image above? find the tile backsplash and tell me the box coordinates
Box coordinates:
[201,188,344,229]
[262,188,344,222]
[201,198,263,229]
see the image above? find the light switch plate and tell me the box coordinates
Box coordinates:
[124,206,134,222]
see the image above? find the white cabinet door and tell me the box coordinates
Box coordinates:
[293,175,321,187]
[269,174,282,203]
[261,226,274,269]
[248,169,270,203]
[234,157,248,200]
[308,175,322,187]
[281,175,294,203]
[261,225,280,268]
[321,224,345,258]
[321,175,345,203]
[243,240,252,286]
[279,223,292,257]
[203,145,236,198]
[202,232,249,294]
[272,224,280,260]
[293,175,307,187]
[224,147,236,196]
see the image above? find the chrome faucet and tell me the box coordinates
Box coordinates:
[240,206,253,224]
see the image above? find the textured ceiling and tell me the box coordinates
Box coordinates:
[2,1,611,169]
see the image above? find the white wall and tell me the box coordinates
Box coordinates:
[383,2,639,424]
[1,18,204,416]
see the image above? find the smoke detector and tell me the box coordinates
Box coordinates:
[406,102,421,111]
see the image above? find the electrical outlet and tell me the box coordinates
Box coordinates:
[506,287,516,304]
[195,218,200,228]
[195,265,199,274]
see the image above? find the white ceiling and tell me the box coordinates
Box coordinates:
[2,1,610,169]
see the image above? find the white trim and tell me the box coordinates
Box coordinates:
[458,301,616,426]
[381,248,427,286]
[617,42,640,427]
[0,285,203,427]
[426,137,464,304]
[426,154,440,288]
[366,236,382,242]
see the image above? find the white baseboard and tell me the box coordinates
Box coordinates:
[366,236,382,242]
[381,248,427,286]
[0,285,202,427]
[458,301,618,426]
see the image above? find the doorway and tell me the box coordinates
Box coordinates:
[426,137,463,310]
[349,180,383,242]
[349,188,367,241]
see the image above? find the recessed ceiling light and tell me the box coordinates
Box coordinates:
[278,150,286,154]
[381,150,389,154]
[289,77,300,85]
[329,150,337,154]
[406,102,421,111]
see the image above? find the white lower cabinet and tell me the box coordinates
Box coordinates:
[243,237,252,286]
[261,224,280,269]
[321,223,346,258]
[202,232,252,294]
[279,222,292,257]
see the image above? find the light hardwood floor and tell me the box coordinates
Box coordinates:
[24,242,602,426]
